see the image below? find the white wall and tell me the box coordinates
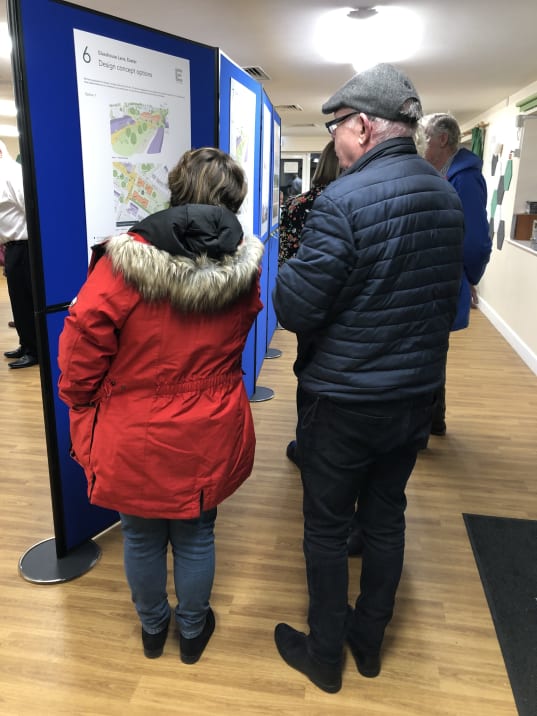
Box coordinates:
[466,79,537,375]
[281,135,326,153]
[513,118,537,214]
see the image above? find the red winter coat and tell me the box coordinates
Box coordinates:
[58,214,263,520]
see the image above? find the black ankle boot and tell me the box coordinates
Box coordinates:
[179,608,215,664]
[346,606,381,677]
[347,633,381,677]
[142,615,170,658]
[274,623,342,693]
[286,440,300,468]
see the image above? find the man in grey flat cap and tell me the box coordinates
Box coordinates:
[273,63,465,693]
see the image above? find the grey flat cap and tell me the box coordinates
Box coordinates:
[322,62,422,122]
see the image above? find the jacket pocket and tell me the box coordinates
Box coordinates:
[69,405,98,472]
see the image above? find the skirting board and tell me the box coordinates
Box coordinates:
[478,298,537,377]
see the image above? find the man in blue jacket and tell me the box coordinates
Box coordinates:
[272,64,465,694]
[423,113,492,435]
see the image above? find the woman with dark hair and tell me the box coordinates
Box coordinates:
[278,140,340,265]
[58,147,264,665]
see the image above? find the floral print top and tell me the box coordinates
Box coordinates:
[278,184,327,266]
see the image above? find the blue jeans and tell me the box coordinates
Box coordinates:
[120,509,216,638]
[295,387,432,663]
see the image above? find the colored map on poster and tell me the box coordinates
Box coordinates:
[110,103,171,221]
[110,103,169,157]
[113,161,170,223]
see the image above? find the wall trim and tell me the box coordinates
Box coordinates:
[478,298,537,376]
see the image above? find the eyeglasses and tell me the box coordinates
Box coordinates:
[325,111,360,136]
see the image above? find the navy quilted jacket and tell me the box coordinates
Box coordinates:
[273,137,464,403]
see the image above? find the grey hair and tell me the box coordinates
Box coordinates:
[351,98,422,142]
[368,116,417,140]
[425,113,461,149]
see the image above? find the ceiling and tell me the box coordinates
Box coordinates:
[1,0,537,141]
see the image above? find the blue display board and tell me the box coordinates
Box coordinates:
[266,109,281,349]
[9,0,219,556]
[218,53,262,230]
[218,53,264,387]
[266,231,279,344]
[255,246,270,379]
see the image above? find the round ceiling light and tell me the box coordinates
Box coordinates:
[314,6,423,70]
[0,22,12,59]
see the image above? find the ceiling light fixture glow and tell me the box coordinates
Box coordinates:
[0,99,17,117]
[0,22,12,59]
[314,6,423,70]
[0,124,19,137]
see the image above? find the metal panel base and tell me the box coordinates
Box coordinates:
[19,537,101,584]
[265,348,282,359]
[249,386,275,402]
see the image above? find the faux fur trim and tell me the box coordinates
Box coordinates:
[105,232,264,313]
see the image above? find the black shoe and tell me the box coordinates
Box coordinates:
[430,422,447,437]
[142,615,170,659]
[8,354,38,369]
[4,346,25,359]
[286,440,300,468]
[8,321,15,328]
[179,607,215,664]
[346,632,381,678]
[274,623,342,693]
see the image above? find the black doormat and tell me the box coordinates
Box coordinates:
[463,513,537,716]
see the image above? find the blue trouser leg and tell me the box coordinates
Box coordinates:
[120,508,217,637]
[170,508,216,638]
[120,514,171,634]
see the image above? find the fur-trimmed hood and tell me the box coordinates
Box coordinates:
[102,206,264,313]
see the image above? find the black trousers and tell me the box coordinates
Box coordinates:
[295,386,433,663]
[4,241,37,356]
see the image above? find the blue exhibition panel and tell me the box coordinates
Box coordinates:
[10,0,219,555]
[242,321,256,399]
[218,53,263,396]
[255,242,270,380]
[15,0,218,309]
[266,231,279,346]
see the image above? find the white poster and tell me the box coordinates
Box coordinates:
[73,29,191,255]
[229,77,257,235]
[260,102,271,238]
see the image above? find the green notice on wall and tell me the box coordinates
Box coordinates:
[504,159,513,191]
[490,189,498,218]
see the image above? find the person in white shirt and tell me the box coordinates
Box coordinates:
[0,140,37,368]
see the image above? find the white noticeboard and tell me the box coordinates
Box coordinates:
[229,77,257,236]
[73,29,191,256]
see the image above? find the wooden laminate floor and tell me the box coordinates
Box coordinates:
[0,273,535,715]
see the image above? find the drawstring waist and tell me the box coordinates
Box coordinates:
[97,370,243,400]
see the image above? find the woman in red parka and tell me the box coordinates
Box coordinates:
[57,147,263,664]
